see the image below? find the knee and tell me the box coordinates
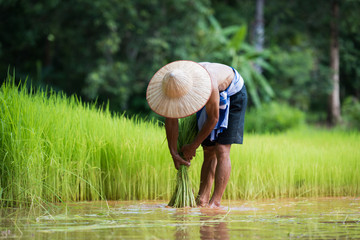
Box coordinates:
[215,144,231,161]
[203,146,216,161]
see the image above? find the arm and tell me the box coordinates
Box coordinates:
[181,89,219,160]
[165,118,191,169]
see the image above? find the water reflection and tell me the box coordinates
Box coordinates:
[174,226,190,240]
[172,208,230,240]
[199,208,229,240]
[1,199,359,239]
[173,209,192,240]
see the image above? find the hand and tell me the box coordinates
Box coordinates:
[172,153,190,170]
[181,144,197,161]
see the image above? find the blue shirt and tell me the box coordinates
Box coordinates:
[197,68,244,141]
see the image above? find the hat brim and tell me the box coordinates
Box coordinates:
[146,60,212,118]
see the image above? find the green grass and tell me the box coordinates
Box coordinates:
[1,75,359,208]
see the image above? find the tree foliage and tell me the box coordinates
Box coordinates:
[195,16,275,107]
[1,0,359,122]
[0,0,212,115]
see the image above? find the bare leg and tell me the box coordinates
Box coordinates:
[197,146,217,207]
[209,144,231,208]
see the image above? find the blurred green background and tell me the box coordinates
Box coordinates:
[1,0,359,131]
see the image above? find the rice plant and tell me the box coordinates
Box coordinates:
[0,74,173,207]
[225,129,360,200]
[1,73,360,209]
[167,115,197,208]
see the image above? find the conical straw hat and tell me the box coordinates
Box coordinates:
[146,60,212,118]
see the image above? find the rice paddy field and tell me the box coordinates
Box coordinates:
[1,198,360,239]
[1,77,360,238]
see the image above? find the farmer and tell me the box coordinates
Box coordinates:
[146,60,247,208]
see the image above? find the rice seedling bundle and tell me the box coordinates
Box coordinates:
[168,114,197,208]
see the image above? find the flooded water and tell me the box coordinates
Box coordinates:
[1,198,359,239]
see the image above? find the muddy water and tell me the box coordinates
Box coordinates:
[1,198,359,239]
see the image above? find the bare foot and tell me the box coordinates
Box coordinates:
[197,203,209,207]
[196,196,209,207]
[208,199,221,209]
[208,203,221,209]
[197,200,209,207]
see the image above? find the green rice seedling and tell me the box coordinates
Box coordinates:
[168,114,197,208]
[225,128,360,200]
[167,165,196,208]
[0,74,172,207]
[1,72,360,210]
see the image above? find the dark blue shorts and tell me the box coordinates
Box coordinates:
[202,85,248,146]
